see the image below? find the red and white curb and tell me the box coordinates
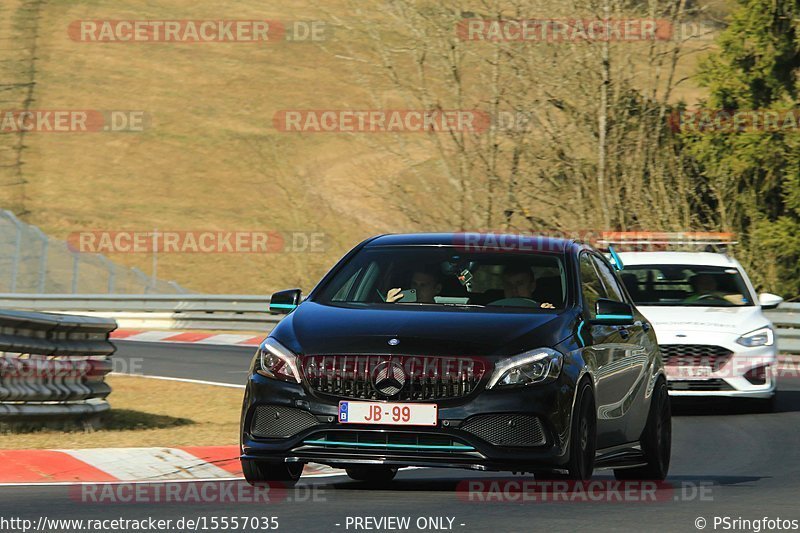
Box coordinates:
[111,330,263,346]
[0,446,340,485]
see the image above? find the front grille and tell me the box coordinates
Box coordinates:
[301,431,475,454]
[668,379,734,391]
[659,344,733,370]
[300,355,487,401]
[461,414,546,447]
[250,405,319,438]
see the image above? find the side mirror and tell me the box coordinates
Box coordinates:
[758,292,783,310]
[269,289,302,315]
[591,298,635,325]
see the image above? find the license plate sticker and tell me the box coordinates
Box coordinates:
[666,366,713,380]
[338,401,437,426]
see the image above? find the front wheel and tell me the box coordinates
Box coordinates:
[241,459,303,486]
[562,381,596,480]
[615,377,671,480]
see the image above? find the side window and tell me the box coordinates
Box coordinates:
[331,267,363,301]
[352,262,380,302]
[579,253,608,319]
[592,255,626,303]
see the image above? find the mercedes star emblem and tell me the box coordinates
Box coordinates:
[372,360,406,397]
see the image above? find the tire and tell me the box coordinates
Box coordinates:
[345,465,398,483]
[241,459,303,486]
[752,393,776,413]
[614,377,671,480]
[562,381,597,480]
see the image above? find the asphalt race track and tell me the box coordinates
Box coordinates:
[113,339,256,385]
[2,341,799,533]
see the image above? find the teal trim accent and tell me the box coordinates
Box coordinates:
[595,314,633,320]
[270,303,297,310]
[577,320,586,347]
[608,246,624,270]
[303,439,474,451]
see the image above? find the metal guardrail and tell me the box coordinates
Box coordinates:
[765,303,800,355]
[0,295,797,353]
[0,294,280,332]
[0,309,116,418]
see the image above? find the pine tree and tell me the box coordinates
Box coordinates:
[683,0,800,297]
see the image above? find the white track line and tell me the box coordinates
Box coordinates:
[110,372,245,389]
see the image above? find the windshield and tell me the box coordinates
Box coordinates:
[315,246,567,310]
[620,264,754,307]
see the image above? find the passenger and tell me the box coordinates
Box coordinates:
[386,267,442,303]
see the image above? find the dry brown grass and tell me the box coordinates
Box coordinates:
[0,1,720,294]
[0,375,242,449]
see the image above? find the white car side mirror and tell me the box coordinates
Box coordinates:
[758,293,784,310]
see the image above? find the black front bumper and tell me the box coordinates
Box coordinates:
[240,373,576,472]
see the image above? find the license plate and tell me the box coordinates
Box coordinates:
[666,366,713,380]
[338,401,437,426]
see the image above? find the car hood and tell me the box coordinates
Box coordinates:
[271,301,570,357]
[637,305,768,338]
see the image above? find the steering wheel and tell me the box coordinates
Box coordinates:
[692,293,729,304]
[487,297,540,308]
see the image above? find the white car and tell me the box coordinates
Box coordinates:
[616,251,783,410]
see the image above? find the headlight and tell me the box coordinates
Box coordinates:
[257,337,301,383]
[486,348,563,389]
[736,326,774,347]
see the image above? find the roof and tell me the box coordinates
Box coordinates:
[365,233,574,253]
[617,251,740,268]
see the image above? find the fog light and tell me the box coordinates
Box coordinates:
[744,365,769,385]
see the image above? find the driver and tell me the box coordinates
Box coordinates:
[386,267,442,303]
[502,265,555,309]
[684,273,743,305]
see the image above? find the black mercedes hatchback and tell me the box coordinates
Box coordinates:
[240,233,670,484]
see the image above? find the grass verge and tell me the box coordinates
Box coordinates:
[0,375,242,449]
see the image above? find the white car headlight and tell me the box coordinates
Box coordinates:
[487,348,563,389]
[736,326,774,347]
[257,337,302,383]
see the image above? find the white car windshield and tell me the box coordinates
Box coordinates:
[620,264,754,307]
